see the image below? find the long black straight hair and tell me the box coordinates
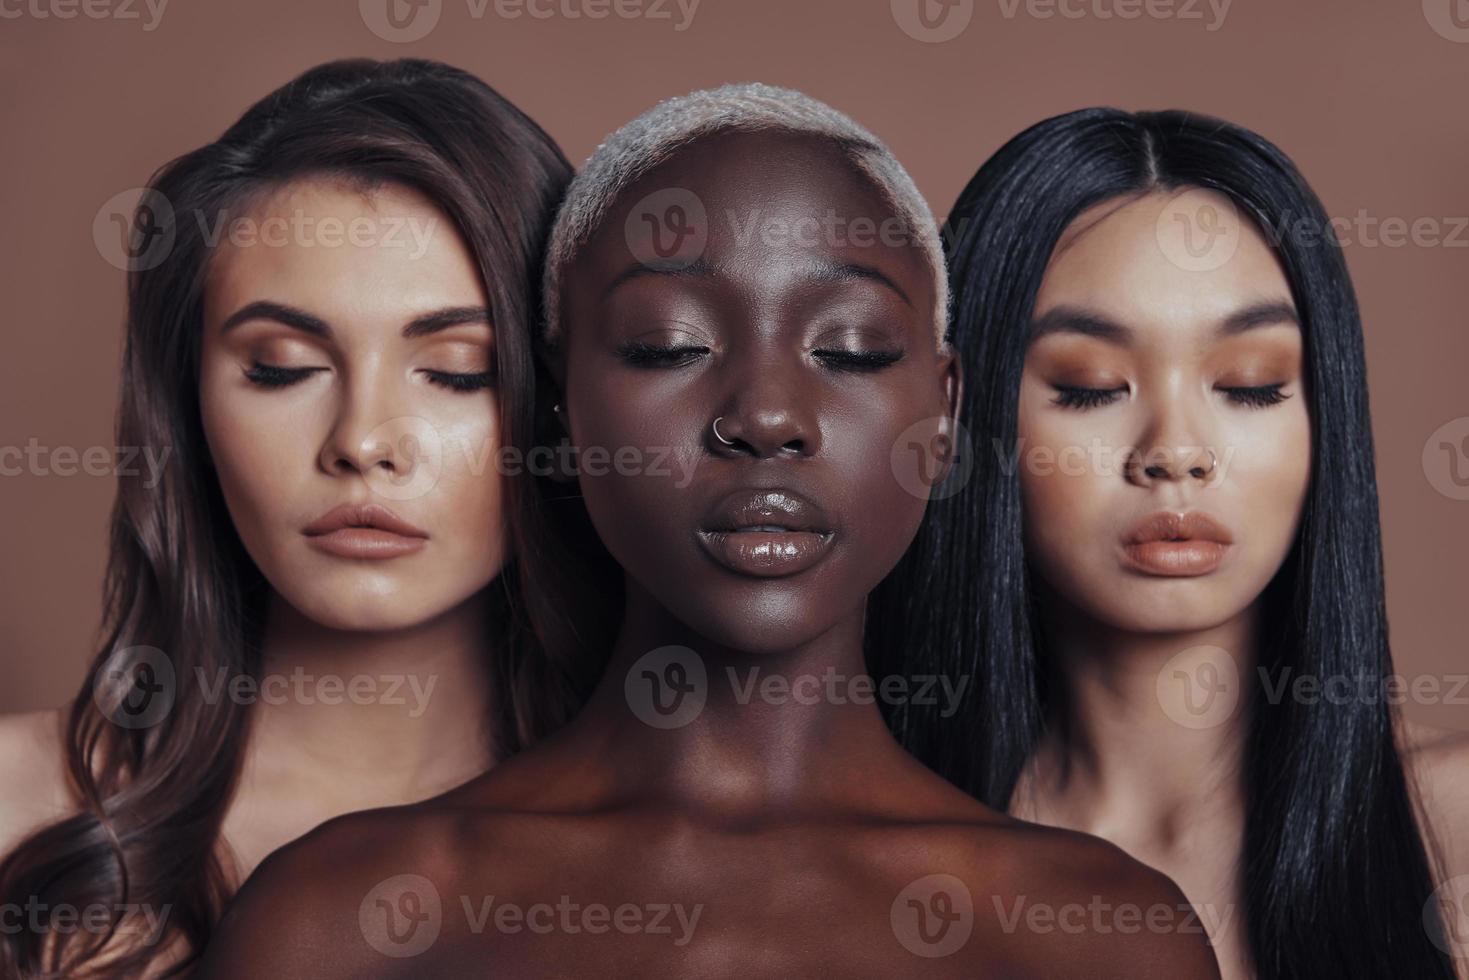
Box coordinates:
[868,107,1454,979]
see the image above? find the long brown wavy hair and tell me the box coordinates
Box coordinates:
[0,58,617,978]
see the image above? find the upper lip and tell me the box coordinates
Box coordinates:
[303,503,428,539]
[701,487,834,535]
[1123,511,1233,545]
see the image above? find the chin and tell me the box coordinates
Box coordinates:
[1089,588,1244,635]
[282,587,445,634]
[673,601,838,659]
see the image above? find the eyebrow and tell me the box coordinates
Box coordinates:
[219,301,491,339]
[601,258,716,301]
[804,260,912,307]
[600,258,912,307]
[1028,301,1299,345]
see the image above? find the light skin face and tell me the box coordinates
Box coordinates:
[199,177,506,632]
[1018,188,1312,633]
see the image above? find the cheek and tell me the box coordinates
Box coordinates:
[1219,402,1312,563]
[434,413,509,573]
[836,416,930,574]
[1016,396,1122,588]
[571,379,700,564]
[199,368,309,546]
[1019,458,1111,588]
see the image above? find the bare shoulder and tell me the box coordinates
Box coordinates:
[0,707,74,859]
[196,780,547,979]
[1403,720,1469,786]
[902,816,1221,979]
[1403,720,1469,870]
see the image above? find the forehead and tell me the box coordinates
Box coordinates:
[1036,189,1294,338]
[203,178,483,325]
[568,128,934,314]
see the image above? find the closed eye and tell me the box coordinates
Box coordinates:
[1052,384,1128,410]
[812,348,905,372]
[615,341,710,367]
[423,369,494,392]
[243,362,324,389]
[1219,384,1289,408]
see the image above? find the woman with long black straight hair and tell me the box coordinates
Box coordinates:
[868,107,1469,979]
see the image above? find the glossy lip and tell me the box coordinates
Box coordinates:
[302,503,428,560]
[1120,511,1233,577]
[696,488,836,579]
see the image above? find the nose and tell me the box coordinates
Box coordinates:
[705,341,821,459]
[1125,386,1218,487]
[317,375,417,479]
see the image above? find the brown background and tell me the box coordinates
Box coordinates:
[1,0,1465,729]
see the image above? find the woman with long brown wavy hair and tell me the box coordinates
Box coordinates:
[0,57,613,977]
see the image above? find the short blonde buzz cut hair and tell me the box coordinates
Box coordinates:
[541,82,949,348]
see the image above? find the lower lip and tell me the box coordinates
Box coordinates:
[1121,540,1228,576]
[305,528,427,559]
[697,529,834,578]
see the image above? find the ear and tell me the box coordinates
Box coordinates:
[539,332,567,392]
[933,338,964,486]
[536,334,578,484]
[536,332,569,429]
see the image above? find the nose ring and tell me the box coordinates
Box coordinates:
[1190,448,1218,478]
[712,416,735,446]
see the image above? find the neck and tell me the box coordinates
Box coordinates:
[572,578,911,819]
[1023,592,1257,852]
[241,590,498,803]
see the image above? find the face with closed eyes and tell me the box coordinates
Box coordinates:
[1018,189,1312,633]
[554,129,957,655]
[199,178,507,632]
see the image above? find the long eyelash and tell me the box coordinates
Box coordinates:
[244,362,320,389]
[1052,385,1127,410]
[1221,384,1289,408]
[812,349,905,372]
[424,370,494,392]
[615,341,709,367]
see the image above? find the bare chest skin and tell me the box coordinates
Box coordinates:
[222,790,1209,980]
[385,817,1026,979]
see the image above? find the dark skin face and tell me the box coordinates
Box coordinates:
[553,129,956,657]
[196,130,1220,980]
